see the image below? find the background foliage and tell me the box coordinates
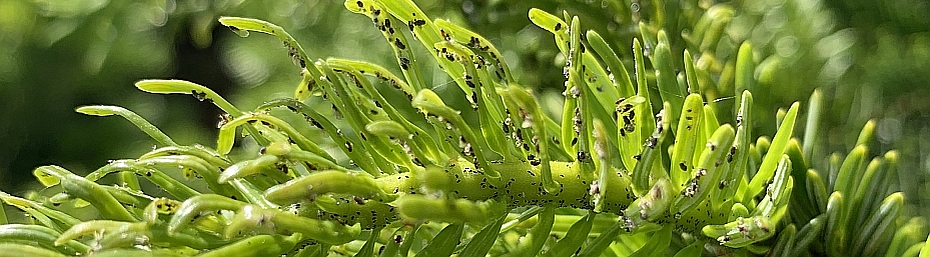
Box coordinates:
[0,0,928,244]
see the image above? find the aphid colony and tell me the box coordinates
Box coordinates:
[0,1,837,256]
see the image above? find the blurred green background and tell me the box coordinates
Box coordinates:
[1,0,927,218]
